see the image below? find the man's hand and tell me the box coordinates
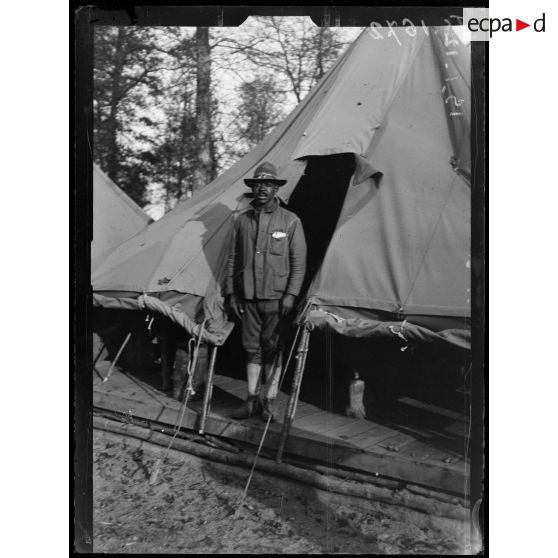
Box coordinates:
[280,294,296,317]
[227,294,244,321]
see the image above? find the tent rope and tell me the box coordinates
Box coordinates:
[149,317,208,485]
[233,323,302,519]
[145,313,154,333]
[388,319,409,350]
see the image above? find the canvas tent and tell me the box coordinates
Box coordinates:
[91,164,153,272]
[92,27,471,350]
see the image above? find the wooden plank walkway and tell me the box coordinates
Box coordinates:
[93,367,470,495]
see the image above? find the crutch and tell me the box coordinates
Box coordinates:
[275,324,311,463]
[198,344,218,435]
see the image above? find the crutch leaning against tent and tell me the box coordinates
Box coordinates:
[225,162,307,423]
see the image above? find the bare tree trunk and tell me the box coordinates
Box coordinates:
[163,123,173,212]
[94,106,106,170]
[209,134,218,181]
[107,28,126,180]
[176,90,189,199]
[316,28,325,82]
[192,27,213,192]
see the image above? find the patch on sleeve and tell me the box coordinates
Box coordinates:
[271,231,287,239]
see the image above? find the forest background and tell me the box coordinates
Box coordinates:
[94,17,362,219]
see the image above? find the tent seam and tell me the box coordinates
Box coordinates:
[374,33,427,136]
[401,172,461,311]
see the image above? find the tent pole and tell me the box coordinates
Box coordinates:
[276,324,311,463]
[103,331,132,383]
[198,344,218,435]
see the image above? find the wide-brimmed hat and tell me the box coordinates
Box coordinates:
[243,162,287,187]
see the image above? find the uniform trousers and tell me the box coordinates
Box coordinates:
[241,299,285,365]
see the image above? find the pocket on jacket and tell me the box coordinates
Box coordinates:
[269,232,287,255]
[267,254,288,292]
[267,253,288,275]
[273,270,288,293]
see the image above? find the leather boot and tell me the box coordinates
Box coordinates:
[231,395,261,419]
[261,398,277,423]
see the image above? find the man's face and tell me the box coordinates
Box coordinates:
[251,181,278,207]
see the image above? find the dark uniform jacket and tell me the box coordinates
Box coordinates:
[225,198,307,300]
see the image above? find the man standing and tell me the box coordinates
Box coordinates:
[226,162,307,422]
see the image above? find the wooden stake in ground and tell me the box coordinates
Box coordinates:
[103,332,132,383]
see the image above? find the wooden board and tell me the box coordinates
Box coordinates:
[347,425,401,447]
[375,431,422,452]
[396,440,467,471]
[328,418,383,439]
[398,397,470,423]
[213,376,242,390]
[295,411,355,435]
[444,421,469,438]
[93,370,468,494]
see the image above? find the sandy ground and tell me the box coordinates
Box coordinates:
[93,428,471,554]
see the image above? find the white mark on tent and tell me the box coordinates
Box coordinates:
[368,19,434,40]
[420,21,430,36]
[445,76,460,82]
[444,31,460,47]
[367,23,385,40]
[466,258,471,269]
[441,85,447,94]
[402,18,416,37]
[445,95,465,107]
[450,112,464,117]
[386,21,402,46]
[402,18,417,37]
[446,51,458,56]
[445,63,449,68]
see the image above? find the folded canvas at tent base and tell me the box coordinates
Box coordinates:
[92,27,471,349]
[91,164,153,273]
